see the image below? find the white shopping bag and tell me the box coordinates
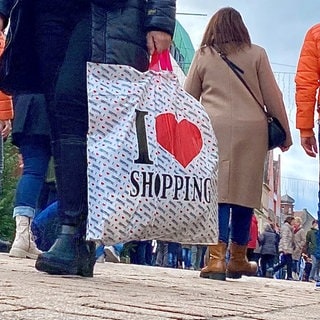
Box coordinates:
[86,51,219,245]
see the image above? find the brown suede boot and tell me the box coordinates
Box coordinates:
[226,243,257,279]
[200,242,227,281]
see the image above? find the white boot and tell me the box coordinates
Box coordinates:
[9,216,42,259]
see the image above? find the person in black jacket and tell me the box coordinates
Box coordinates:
[0,0,176,277]
[258,223,278,277]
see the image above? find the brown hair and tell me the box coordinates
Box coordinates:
[200,7,251,55]
[284,216,295,224]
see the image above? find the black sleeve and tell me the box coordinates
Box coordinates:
[145,0,176,36]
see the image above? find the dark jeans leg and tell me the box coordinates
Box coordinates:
[137,241,147,265]
[33,2,90,228]
[49,14,90,227]
[218,203,231,243]
[230,205,253,245]
[286,254,293,279]
[274,253,292,279]
[261,254,275,277]
[246,248,254,261]
[260,255,267,277]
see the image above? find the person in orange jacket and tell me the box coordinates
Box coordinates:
[295,23,320,290]
[295,23,320,157]
[0,31,12,137]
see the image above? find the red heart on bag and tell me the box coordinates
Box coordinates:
[155,113,203,168]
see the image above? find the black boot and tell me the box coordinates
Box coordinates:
[0,239,11,253]
[35,225,96,277]
[35,225,79,275]
[77,239,96,277]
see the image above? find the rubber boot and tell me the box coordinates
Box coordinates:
[35,225,96,277]
[200,242,227,281]
[45,136,95,276]
[0,239,11,253]
[35,225,79,275]
[226,243,258,279]
[78,239,96,277]
[9,216,42,259]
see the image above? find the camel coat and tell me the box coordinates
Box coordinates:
[184,45,292,208]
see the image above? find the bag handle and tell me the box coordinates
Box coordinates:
[214,45,271,118]
[149,49,173,72]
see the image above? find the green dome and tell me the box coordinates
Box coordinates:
[171,20,195,75]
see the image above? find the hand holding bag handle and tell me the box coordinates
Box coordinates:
[149,49,173,72]
[213,45,286,150]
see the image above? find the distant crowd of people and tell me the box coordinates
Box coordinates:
[93,214,320,286]
[242,215,320,282]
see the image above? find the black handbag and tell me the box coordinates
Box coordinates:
[214,47,286,150]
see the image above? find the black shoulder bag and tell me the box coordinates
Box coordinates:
[214,47,286,150]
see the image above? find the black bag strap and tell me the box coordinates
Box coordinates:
[214,46,271,118]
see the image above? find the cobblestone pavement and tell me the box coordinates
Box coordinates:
[0,253,319,320]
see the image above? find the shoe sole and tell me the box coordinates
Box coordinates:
[200,272,226,281]
[9,248,38,260]
[35,256,78,275]
[227,271,257,279]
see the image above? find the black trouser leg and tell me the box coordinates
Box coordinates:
[35,12,95,276]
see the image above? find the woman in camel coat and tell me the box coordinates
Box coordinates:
[184,7,292,281]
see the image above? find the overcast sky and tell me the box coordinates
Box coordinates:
[176,0,320,217]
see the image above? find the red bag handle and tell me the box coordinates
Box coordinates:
[149,49,173,72]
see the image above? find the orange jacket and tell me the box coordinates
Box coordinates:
[0,32,12,121]
[295,23,320,138]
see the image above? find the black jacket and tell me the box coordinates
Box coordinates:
[259,224,278,256]
[11,93,50,147]
[0,0,176,94]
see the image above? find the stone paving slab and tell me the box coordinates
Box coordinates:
[0,253,319,319]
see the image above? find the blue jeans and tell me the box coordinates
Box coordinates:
[14,138,51,218]
[182,248,192,268]
[167,242,181,268]
[113,243,124,255]
[155,241,168,267]
[218,203,253,245]
[31,201,60,251]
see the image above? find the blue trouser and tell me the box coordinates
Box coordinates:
[14,137,51,218]
[182,248,192,268]
[218,203,253,245]
[31,201,59,251]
